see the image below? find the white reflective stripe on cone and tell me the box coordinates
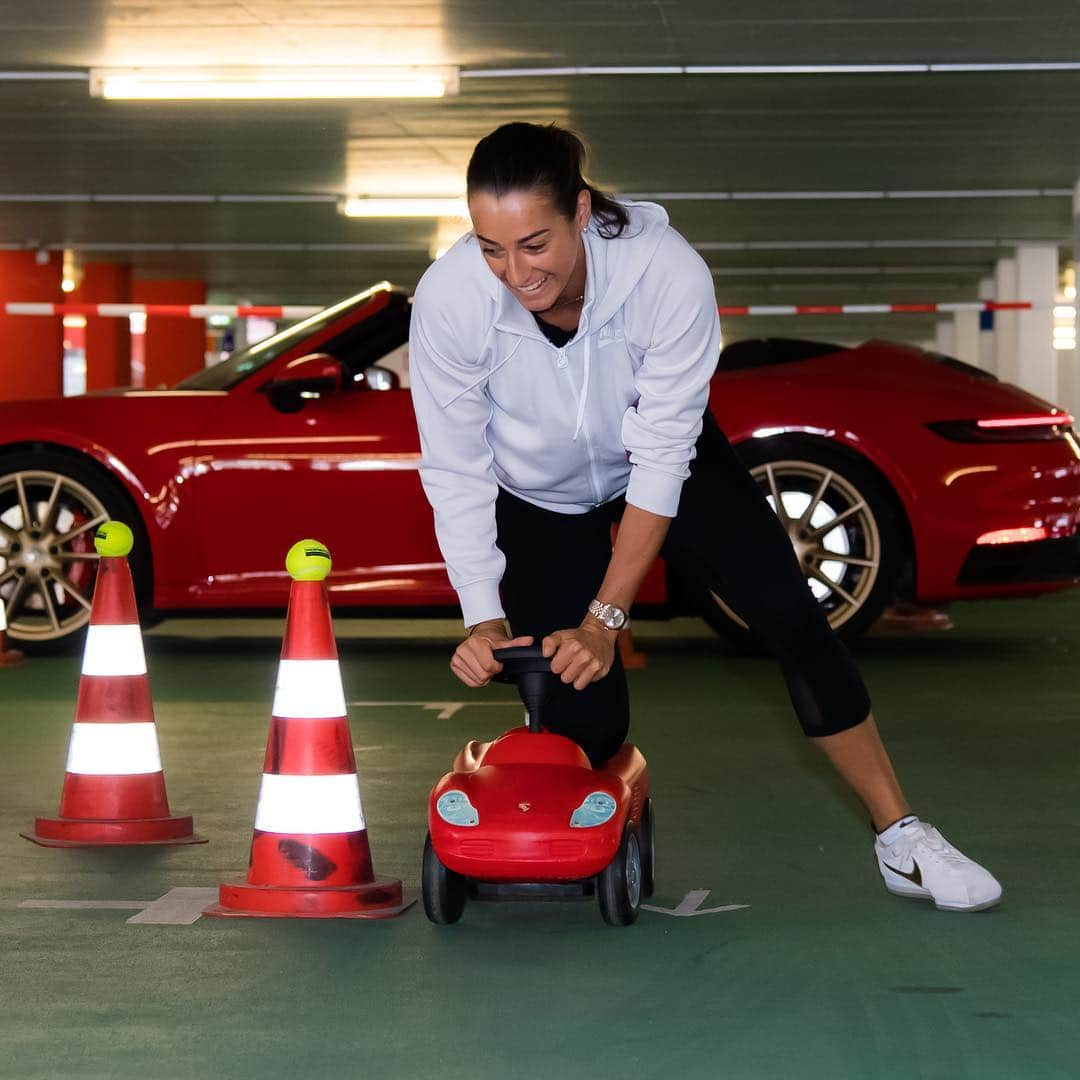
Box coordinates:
[272,659,347,719]
[65,722,163,775]
[253,773,365,834]
[0,598,7,632]
[81,624,147,677]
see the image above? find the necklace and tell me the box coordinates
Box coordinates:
[549,291,585,310]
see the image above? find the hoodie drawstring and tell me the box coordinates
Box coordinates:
[572,333,591,441]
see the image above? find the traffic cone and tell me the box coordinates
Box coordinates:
[0,596,24,667]
[22,521,203,847]
[205,539,407,919]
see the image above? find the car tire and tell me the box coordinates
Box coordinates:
[422,832,467,925]
[597,825,642,926]
[698,436,901,650]
[0,449,152,654]
[637,797,656,900]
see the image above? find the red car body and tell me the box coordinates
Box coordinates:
[1,284,1077,642]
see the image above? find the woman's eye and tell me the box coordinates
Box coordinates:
[523,245,545,254]
[481,249,501,257]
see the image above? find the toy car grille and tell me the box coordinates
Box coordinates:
[458,839,495,858]
[548,840,584,858]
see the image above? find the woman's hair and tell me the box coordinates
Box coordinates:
[466,122,629,239]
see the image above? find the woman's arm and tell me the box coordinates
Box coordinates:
[542,503,671,690]
[593,503,672,613]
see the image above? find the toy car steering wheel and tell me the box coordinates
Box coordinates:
[492,645,552,733]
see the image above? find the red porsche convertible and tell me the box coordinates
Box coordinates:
[1,282,1077,650]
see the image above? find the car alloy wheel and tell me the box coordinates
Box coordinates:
[0,470,107,643]
[702,437,901,646]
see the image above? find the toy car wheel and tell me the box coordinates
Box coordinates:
[422,832,467,925]
[637,797,656,899]
[597,825,642,926]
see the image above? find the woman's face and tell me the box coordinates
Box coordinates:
[468,187,591,313]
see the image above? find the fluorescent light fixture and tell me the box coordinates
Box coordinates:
[1053,306,1076,319]
[340,196,468,219]
[461,61,1080,79]
[89,66,459,101]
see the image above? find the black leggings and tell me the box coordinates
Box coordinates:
[495,415,872,763]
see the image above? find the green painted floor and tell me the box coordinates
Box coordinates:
[2,594,1079,1079]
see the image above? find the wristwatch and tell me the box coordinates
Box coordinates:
[587,599,629,631]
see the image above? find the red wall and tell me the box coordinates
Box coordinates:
[132,279,206,388]
[74,263,133,391]
[0,251,62,401]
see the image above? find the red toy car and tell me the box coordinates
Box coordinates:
[1,284,1077,650]
[422,646,655,926]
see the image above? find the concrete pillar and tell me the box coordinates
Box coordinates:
[1015,243,1059,404]
[977,277,996,373]
[934,319,956,356]
[1061,182,1080,417]
[994,256,1019,383]
[132,279,206,388]
[0,251,63,401]
[953,309,979,367]
[71,263,133,391]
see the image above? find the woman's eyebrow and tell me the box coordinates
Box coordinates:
[474,228,550,246]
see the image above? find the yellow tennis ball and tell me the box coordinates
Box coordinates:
[285,539,332,581]
[94,520,134,558]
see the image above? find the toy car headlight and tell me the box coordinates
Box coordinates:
[436,789,479,827]
[569,791,617,828]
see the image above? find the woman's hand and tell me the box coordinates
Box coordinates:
[450,620,534,688]
[542,622,617,691]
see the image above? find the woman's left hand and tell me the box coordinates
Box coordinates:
[541,623,617,690]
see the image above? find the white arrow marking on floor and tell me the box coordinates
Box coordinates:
[20,887,219,925]
[641,889,750,917]
[350,700,519,720]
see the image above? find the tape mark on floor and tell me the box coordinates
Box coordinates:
[350,700,520,720]
[641,889,751,917]
[20,887,219,925]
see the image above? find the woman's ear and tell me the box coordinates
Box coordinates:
[576,188,592,231]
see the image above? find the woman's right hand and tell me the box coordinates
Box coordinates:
[450,620,534,688]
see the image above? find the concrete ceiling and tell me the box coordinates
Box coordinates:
[1,1,1077,343]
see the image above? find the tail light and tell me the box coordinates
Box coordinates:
[927,413,1074,443]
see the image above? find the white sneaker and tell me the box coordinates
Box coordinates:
[874,819,1002,912]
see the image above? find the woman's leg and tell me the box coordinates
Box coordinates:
[662,416,910,828]
[495,488,629,765]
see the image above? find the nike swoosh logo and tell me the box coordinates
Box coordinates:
[883,858,922,886]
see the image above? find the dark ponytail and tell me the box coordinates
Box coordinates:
[466,122,630,239]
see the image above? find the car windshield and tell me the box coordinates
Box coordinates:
[176,286,387,391]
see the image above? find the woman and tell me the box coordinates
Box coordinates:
[409,122,1001,913]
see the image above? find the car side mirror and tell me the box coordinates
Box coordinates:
[261,353,344,413]
[351,365,400,392]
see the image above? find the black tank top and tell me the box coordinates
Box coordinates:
[533,315,575,348]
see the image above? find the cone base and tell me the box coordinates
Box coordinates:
[0,650,24,667]
[22,812,205,847]
[205,876,409,919]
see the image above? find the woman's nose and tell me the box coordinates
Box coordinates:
[505,254,531,287]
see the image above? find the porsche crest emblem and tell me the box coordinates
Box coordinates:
[518,802,531,813]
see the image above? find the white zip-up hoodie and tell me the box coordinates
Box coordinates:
[409,200,721,627]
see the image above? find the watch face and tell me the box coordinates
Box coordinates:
[605,606,627,630]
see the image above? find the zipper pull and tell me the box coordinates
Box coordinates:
[556,348,568,369]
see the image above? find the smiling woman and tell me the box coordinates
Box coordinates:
[466,124,629,329]
[406,120,1003,913]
